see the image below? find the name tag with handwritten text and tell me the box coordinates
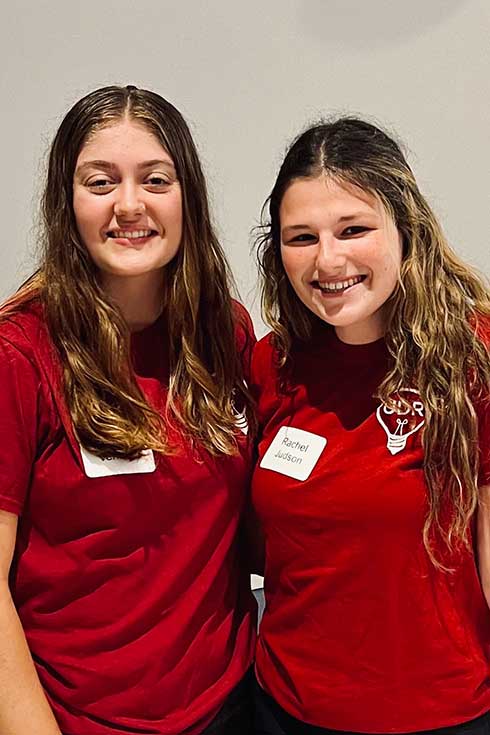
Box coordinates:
[260,426,326,481]
[80,446,156,478]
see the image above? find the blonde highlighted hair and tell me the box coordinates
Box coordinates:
[255,117,490,566]
[2,85,254,458]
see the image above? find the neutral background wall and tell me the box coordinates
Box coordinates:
[1,0,489,333]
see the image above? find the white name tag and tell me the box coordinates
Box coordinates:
[259,426,326,481]
[80,446,156,478]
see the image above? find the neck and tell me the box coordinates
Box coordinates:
[101,271,164,332]
[334,307,387,345]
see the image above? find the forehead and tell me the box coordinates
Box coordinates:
[76,119,173,165]
[280,176,382,220]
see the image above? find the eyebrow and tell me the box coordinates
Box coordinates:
[75,159,176,175]
[139,159,176,170]
[281,224,311,233]
[338,212,376,222]
[282,212,377,233]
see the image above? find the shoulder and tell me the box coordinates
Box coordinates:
[0,305,55,515]
[232,300,255,344]
[251,332,278,386]
[231,301,256,377]
[0,303,62,401]
[0,302,48,367]
[473,312,490,348]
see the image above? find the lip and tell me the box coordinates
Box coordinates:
[106,228,158,246]
[109,235,156,247]
[312,275,366,297]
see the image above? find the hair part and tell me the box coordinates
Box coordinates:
[3,85,254,458]
[256,116,490,567]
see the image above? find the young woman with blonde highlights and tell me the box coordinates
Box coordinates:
[0,85,256,735]
[251,118,490,734]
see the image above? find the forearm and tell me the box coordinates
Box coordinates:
[0,582,62,735]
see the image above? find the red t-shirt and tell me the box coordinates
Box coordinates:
[0,301,256,735]
[251,322,490,733]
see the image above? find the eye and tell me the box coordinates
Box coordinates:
[144,175,172,189]
[86,177,115,192]
[286,232,318,245]
[340,225,371,237]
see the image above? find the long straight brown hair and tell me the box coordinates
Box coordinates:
[2,85,254,458]
[256,117,490,566]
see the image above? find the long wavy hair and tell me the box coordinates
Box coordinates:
[2,85,254,458]
[256,117,490,565]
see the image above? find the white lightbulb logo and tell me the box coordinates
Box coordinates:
[376,388,425,455]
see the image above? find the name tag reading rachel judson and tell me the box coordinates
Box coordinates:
[260,426,326,481]
[80,446,156,478]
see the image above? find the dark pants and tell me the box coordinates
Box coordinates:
[254,681,490,735]
[201,669,254,734]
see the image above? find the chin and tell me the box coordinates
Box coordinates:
[103,263,162,277]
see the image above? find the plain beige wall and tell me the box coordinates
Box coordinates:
[1,0,489,333]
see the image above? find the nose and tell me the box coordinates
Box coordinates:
[114,181,145,219]
[315,234,346,273]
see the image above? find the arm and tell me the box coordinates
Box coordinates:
[0,510,62,735]
[243,334,274,577]
[0,332,62,733]
[242,500,265,576]
[232,303,265,573]
[477,485,490,610]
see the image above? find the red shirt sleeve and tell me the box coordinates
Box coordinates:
[0,337,40,515]
[249,333,278,416]
[232,301,256,384]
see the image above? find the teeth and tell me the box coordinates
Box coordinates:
[111,229,153,239]
[318,276,363,292]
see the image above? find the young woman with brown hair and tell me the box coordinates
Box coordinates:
[251,118,490,734]
[0,85,256,735]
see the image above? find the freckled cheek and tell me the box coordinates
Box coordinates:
[281,249,311,283]
[72,194,84,229]
[73,194,110,238]
[75,208,108,247]
[73,209,91,241]
[163,196,183,237]
[372,260,400,298]
[172,202,183,230]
